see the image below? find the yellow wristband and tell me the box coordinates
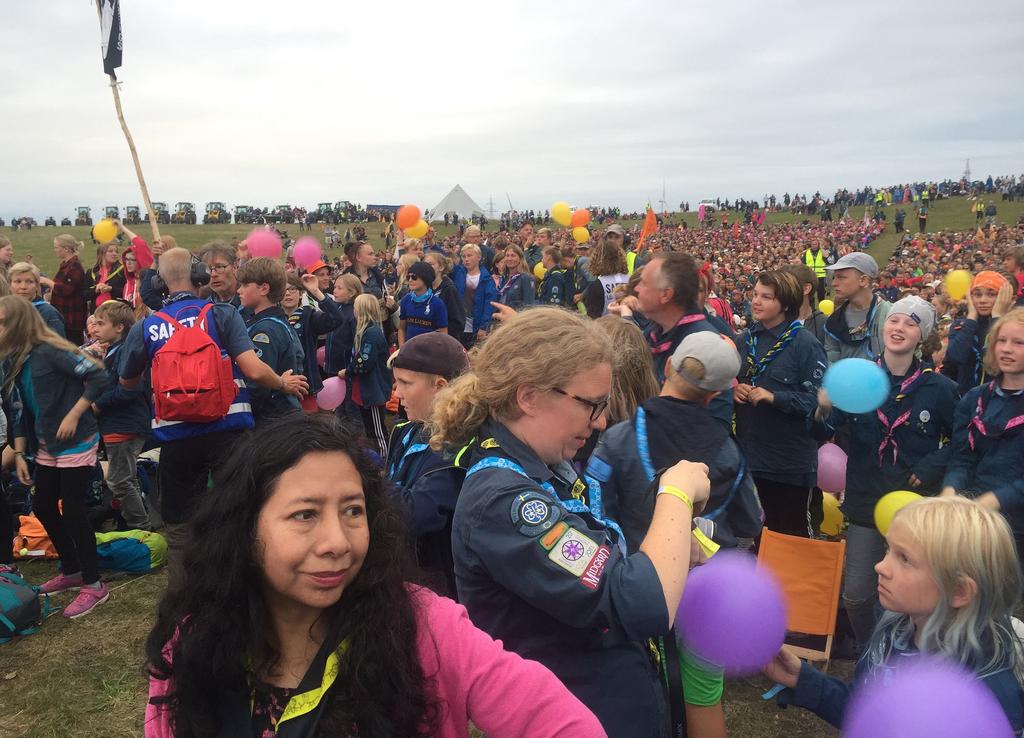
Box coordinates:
[658,485,693,512]
[692,527,720,559]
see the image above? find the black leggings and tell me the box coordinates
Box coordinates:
[34,465,99,584]
[754,476,812,539]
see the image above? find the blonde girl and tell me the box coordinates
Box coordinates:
[8,261,65,337]
[0,295,111,618]
[428,307,711,736]
[496,244,535,310]
[395,253,421,302]
[48,234,89,344]
[323,274,362,379]
[766,497,1024,733]
[424,251,465,339]
[341,293,390,458]
[943,308,1024,554]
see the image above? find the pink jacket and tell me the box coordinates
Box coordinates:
[145,587,606,738]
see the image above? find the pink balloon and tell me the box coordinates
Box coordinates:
[316,346,326,367]
[247,229,282,258]
[293,237,322,268]
[316,376,346,411]
[817,442,848,493]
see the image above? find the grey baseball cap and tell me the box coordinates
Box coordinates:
[605,224,626,236]
[669,332,741,392]
[825,252,879,277]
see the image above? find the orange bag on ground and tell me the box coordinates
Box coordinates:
[12,515,59,560]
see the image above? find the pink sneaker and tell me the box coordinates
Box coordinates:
[63,583,109,619]
[39,572,83,594]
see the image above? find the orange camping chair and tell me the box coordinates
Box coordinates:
[757,529,846,669]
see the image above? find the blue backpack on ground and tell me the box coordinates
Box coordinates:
[0,571,46,642]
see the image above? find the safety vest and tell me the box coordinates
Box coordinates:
[626,251,637,275]
[804,249,826,278]
[598,273,630,315]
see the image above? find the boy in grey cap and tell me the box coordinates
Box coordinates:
[823,252,892,364]
[586,331,762,733]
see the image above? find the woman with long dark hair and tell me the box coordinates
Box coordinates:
[144,414,603,738]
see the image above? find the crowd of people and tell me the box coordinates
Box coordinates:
[1,182,1024,737]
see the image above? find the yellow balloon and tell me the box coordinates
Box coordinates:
[404,219,429,239]
[93,219,117,243]
[944,269,972,301]
[873,490,922,536]
[821,493,844,537]
[818,298,834,316]
[572,226,591,244]
[552,201,572,227]
[533,262,547,280]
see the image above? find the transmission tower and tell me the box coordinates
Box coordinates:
[963,159,971,182]
[487,196,497,220]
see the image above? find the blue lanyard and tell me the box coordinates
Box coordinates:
[466,456,625,549]
[387,424,427,481]
[634,406,744,522]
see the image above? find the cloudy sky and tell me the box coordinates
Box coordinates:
[3,0,1023,219]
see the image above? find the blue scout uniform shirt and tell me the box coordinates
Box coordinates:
[452,420,669,738]
[736,319,827,487]
[399,289,447,341]
[820,358,957,526]
[120,292,256,441]
[245,306,304,420]
[944,381,1024,536]
[387,420,469,595]
[943,315,992,394]
[589,396,763,551]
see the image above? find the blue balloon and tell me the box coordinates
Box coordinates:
[823,358,889,414]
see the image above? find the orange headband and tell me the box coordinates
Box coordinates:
[971,270,1008,293]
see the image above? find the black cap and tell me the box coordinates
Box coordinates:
[408,260,436,285]
[391,332,469,381]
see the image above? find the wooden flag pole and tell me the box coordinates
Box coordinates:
[106,75,161,244]
[95,0,160,244]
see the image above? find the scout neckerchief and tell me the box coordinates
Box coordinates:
[745,319,802,385]
[497,272,521,299]
[968,380,1024,451]
[648,313,705,356]
[243,638,350,738]
[875,358,931,465]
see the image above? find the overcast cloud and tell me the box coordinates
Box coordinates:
[3,0,1023,219]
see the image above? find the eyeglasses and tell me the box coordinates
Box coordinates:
[210,263,232,273]
[551,388,609,422]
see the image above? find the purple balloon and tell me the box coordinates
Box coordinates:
[293,237,321,268]
[675,551,786,675]
[844,659,1013,738]
[247,229,282,258]
[316,376,347,411]
[817,442,848,493]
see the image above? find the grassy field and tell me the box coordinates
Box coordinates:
[7,195,1023,280]
[2,193,1022,737]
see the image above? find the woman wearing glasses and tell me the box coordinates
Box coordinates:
[428,307,711,738]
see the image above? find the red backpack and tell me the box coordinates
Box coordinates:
[151,303,238,423]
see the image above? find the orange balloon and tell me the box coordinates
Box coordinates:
[396,204,421,230]
[570,209,591,228]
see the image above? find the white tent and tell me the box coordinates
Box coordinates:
[426,184,485,223]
